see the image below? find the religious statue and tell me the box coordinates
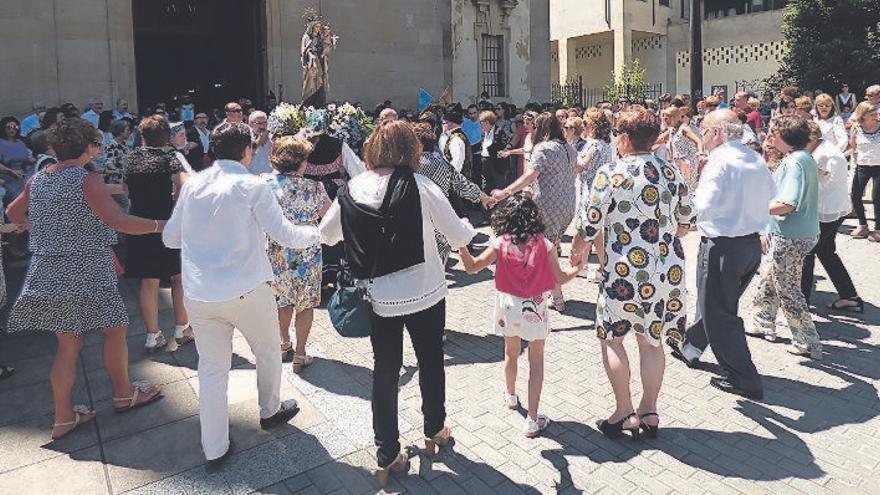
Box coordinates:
[301,8,339,108]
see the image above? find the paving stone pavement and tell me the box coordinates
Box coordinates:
[0,215,878,494]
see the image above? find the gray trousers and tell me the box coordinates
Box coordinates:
[684,235,763,392]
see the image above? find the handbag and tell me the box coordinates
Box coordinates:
[327,172,397,337]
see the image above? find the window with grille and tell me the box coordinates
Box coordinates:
[481,34,505,97]
[659,0,670,6]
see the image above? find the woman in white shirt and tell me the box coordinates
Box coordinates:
[813,94,848,152]
[320,121,476,488]
[849,101,880,241]
[801,123,862,312]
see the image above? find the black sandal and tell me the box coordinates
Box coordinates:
[827,297,864,313]
[639,413,660,438]
[596,413,640,441]
[0,365,15,381]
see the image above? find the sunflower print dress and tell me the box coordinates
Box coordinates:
[576,153,695,346]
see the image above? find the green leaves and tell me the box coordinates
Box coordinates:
[772,0,880,95]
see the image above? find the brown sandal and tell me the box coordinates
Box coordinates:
[425,425,452,456]
[292,353,314,374]
[375,452,409,489]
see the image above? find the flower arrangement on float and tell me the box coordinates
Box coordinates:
[268,102,375,150]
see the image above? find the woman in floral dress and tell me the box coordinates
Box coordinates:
[264,136,330,371]
[571,108,694,440]
[669,109,703,194]
[494,113,577,311]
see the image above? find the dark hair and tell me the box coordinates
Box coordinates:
[0,116,22,140]
[60,103,80,118]
[210,122,253,161]
[47,118,96,160]
[109,119,130,137]
[532,112,564,143]
[467,104,479,111]
[29,130,51,155]
[139,115,171,147]
[616,108,661,151]
[269,136,313,174]
[490,193,545,245]
[774,115,812,149]
[362,121,422,171]
[444,105,463,125]
[41,108,62,129]
[97,110,114,133]
[413,123,438,151]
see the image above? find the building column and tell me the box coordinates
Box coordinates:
[557,37,570,82]
[612,0,631,75]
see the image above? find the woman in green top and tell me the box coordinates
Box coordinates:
[748,116,822,360]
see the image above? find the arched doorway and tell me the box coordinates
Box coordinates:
[132,0,267,116]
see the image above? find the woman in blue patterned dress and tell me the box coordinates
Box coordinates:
[264,136,330,372]
[571,108,694,440]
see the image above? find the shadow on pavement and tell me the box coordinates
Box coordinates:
[542,401,825,488]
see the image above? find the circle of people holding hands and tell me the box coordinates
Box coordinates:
[0,82,877,486]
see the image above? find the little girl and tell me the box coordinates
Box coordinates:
[458,194,582,437]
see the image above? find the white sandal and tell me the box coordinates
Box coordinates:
[51,404,95,440]
[113,381,162,413]
[525,414,550,438]
[145,332,167,353]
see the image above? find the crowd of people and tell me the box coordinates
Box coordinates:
[0,81,876,487]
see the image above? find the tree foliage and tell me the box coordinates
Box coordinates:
[604,59,649,103]
[771,0,880,96]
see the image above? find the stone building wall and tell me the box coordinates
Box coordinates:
[0,0,549,118]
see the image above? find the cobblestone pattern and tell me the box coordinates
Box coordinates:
[0,218,878,495]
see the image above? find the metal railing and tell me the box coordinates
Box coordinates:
[551,76,664,107]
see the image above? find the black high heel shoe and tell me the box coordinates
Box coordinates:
[639,413,660,438]
[827,297,864,314]
[596,413,640,441]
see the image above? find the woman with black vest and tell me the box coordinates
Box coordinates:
[320,121,476,487]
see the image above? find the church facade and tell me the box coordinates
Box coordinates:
[0,0,550,117]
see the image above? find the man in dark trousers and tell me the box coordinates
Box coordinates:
[668,109,776,400]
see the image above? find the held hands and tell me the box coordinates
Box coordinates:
[490,189,511,202]
[0,223,27,234]
[498,150,510,159]
[479,192,498,209]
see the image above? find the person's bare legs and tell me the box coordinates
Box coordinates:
[600,338,637,427]
[139,278,161,334]
[170,274,189,327]
[293,308,314,355]
[278,306,294,351]
[51,333,90,436]
[503,336,521,396]
[526,339,545,421]
[102,326,134,399]
[636,334,665,427]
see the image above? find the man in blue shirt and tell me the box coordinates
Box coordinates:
[462,104,484,188]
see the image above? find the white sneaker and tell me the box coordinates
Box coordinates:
[787,342,823,360]
[525,414,550,438]
[504,393,519,410]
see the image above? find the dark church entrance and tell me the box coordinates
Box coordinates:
[132,0,267,116]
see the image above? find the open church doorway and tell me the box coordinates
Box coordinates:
[132,0,267,117]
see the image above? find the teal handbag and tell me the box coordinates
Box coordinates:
[327,176,397,338]
[328,262,373,338]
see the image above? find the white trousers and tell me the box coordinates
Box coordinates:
[185,283,282,460]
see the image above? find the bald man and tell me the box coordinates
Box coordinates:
[669,109,775,400]
[378,107,398,125]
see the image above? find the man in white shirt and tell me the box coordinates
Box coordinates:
[670,110,775,400]
[248,111,273,175]
[162,123,320,467]
[81,98,104,127]
[21,101,46,136]
[113,98,133,120]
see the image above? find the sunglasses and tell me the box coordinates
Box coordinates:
[227,109,243,113]
[563,125,575,130]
